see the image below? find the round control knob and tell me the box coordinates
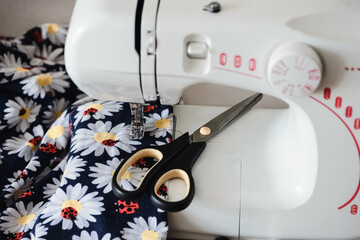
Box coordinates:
[268,43,322,97]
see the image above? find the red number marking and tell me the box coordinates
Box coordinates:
[234,55,241,68]
[220,53,227,66]
[249,58,256,71]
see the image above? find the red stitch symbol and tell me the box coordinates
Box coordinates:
[346,106,353,118]
[335,97,342,109]
[355,119,360,130]
[308,69,321,81]
[351,204,358,215]
[324,88,331,100]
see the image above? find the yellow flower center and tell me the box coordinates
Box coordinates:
[61,199,83,212]
[47,125,65,139]
[19,108,31,120]
[120,170,132,180]
[142,230,159,240]
[54,110,63,120]
[111,170,115,176]
[17,214,36,226]
[14,67,29,72]
[155,119,171,129]
[47,24,59,34]
[61,168,68,183]
[94,132,118,143]
[86,104,104,112]
[26,142,37,151]
[37,74,53,86]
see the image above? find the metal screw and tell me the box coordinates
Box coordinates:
[203,2,221,13]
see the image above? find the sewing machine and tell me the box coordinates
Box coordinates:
[64,0,360,239]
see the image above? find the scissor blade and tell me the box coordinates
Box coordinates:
[190,93,263,143]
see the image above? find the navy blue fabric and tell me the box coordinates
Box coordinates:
[0,24,171,240]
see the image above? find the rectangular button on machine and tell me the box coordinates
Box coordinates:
[187,42,208,59]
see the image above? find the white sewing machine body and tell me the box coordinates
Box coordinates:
[65,0,360,239]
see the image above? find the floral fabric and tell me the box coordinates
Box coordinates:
[0,24,172,239]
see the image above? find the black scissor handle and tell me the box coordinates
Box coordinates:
[150,141,206,212]
[112,133,190,201]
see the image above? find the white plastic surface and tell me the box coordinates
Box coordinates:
[169,104,318,238]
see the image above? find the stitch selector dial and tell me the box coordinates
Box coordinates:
[268,43,322,97]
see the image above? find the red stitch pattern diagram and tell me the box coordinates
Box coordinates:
[311,87,360,214]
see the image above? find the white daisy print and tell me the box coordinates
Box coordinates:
[4,97,41,132]
[30,45,64,66]
[5,177,33,206]
[89,157,148,193]
[22,223,48,240]
[41,183,105,230]
[0,53,45,81]
[43,177,61,199]
[42,111,70,150]
[145,109,173,138]
[3,125,44,161]
[72,230,120,240]
[0,201,43,234]
[21,71,70,99]
[25,156,41,172]
[60,155,86,186]
[71,121,141,157]
[43,98,70,127]
[15,42,36,60]
[121,216,168,240]
[3,170,23,191]
[119,166,149,191]
[41,23,67,45]
[74,101,123,126]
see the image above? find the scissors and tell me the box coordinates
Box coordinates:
[112,93,263,212]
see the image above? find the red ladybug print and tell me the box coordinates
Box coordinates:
[6,231,24,240]
[33,30,43,43]
[69,123,73,135]
[144,106,155,112]
[83,108,98,116]
[132,158,147,168]
[19,188,34,198]
[61,207,78,220]
[27,136,42,146]
[157,184,168,198]
[18,171,26,179]
[101,139,119,147]
[40,143,58,153]
[115,200,139,214]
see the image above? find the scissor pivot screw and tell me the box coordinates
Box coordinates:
[200,127,211,136]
